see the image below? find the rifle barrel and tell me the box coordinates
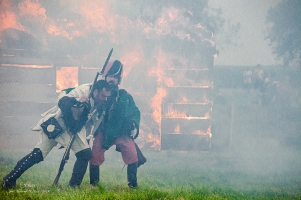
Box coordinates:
[52,134,76,186]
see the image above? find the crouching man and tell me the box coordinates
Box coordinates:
[89,60,145,189]
[2,80,110,189]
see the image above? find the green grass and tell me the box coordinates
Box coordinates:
[1,145,301,199]
[1,88,300,199]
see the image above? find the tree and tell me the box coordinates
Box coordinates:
[266,0,301,67]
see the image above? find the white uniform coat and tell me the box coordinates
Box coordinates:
[31,83,103,158]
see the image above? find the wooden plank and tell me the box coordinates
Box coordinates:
[164,87,213,103]
[161,134,211,151]
[161,118,211,134]
[0,116,40,151]
[162,103,212,118]
[78,67,99,85]
[0,65,55,84]
[165,69,211,87]
[0,55,76,66]
[0,101,53,116]
[0,83,57,102]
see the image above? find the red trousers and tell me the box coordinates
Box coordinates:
[89,132,138,166]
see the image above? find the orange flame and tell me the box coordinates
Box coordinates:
[0,0,24,32]
[164,77,174,87]
[149,50,171,127]
[56,67,78,92]
[18,0,46,20]
[179,96,189,103]
[193,126,211,136]
[174,124,180,133]
[165,105,187,118]
[147,133,160,150]
[165,105,211,119]
[79,1,115,33]
[1,64,52,69]
[120,49,144,78]
[205,112,211,119]
[151,87,166,124]
[0,1,215,150]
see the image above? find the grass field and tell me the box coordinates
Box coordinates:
[1,138,301,199]
[1,88,301,199]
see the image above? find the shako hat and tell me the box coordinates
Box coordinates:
[103,60,123,84]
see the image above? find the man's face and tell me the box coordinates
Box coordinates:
[106,75,119,87]
[93,88,110,105]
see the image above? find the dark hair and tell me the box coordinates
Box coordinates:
[92,79,110,92]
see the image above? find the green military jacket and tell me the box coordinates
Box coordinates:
[102,88,140,149]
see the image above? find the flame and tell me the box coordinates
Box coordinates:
[147,133,160,150]
[0,1,216,150]
[1,64,52,68]
[149,50,170,129]
[174,124,180,134]
[18,0,46,21]
[80,0,115,33]
[120,49,144,78]
[17,0,77,40]
[179,96,189,103]
[165,105,211,119]
[56,67,78,92]
[180,97,212,105]
[0,0,24,32]
[164,77,174,87]
[165,105,187,118]
[47,21,72,39]
[151,87,166,124]
[193,126,211,136]
[205,112,211,119]
[7,0,116,41]
[154,7,192,39]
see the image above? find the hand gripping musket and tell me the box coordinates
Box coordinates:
[52,48,113,186]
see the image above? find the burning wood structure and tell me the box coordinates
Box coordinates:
[0,29,102,150]
[0,0,219,151]
[160,57,214,151]
[0,28,215,151]
[0,57,100,150]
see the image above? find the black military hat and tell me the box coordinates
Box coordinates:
[106,60,123,84]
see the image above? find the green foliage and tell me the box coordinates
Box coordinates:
[1,144,301,199]
[266,0,301,67]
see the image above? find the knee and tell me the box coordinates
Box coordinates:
[32,148,44,163]
[90,155,105,166]
[75,148,92,162]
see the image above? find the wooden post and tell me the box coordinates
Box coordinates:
[229,103,235,148]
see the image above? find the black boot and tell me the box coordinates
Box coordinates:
[127,162,138,188]
[134,143,146,167]
[89,164,99,186]
[2,148,43,190]
[69,148,91,188]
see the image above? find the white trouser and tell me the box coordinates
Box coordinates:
[35,128,89,158]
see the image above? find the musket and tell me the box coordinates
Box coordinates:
[52,48,113,186]
[89,48,113,98]
[52,133,76,186]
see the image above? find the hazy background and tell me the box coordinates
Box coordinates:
[0,1,300,194]
[209,0,282,66]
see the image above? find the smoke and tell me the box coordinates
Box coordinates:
[1,0,220,150]
[208,0,282,66]
[1,2,300,190]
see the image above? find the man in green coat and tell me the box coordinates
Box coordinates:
[89,60,144,188]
